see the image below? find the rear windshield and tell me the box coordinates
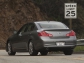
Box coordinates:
[38,22,69,29]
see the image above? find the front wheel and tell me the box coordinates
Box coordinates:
[29,41,38,56]
[63,49,73,55]
[7,42,16,55]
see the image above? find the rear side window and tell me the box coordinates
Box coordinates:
[25,23,36,32]
[38,22,69,29]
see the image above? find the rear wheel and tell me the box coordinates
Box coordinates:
[63,49,73,55]
[40,51,48,55]
[29,41,38,56]
[7,42,16,55]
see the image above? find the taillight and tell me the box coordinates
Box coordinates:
[38,31,53,37]
[66,30,75,36]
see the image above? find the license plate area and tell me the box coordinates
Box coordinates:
[56,42,65,46]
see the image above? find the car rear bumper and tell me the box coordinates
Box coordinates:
[37,45,76,51]
[44,45,76,47]
[35,40,76,51]
[38,46,75,51]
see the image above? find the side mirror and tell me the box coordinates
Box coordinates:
[14,31,17,34]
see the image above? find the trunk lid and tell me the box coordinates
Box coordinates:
[42,29,71,39]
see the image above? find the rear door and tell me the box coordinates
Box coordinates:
[20,23,37,50]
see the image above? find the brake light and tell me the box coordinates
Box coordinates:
[66,30,75,36]
[38,31,53,37]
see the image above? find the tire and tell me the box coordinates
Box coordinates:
[29,41,38,56]
[7,42,16,55]
[63,49,73,55]
[40,51,48,55]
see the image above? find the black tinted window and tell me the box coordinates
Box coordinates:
[38,22,68,29]
[26,23,36,32]
[17,24,27,34]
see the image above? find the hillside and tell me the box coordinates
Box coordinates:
[1,0,84,48]
[0,0,48,48]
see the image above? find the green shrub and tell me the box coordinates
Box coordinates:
[74,46,84,52]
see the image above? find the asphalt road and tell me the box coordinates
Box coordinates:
[0,50,84,63]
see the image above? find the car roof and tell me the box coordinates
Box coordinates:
[25,21,62,25]
[34,21,61,23]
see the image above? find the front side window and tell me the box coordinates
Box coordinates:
[17,24,27,34]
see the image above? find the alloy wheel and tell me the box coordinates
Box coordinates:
[29,42,33,54]
[8,43,11,54]
[7,42,16,55]
[29,41,38,56]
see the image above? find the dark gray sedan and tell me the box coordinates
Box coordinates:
[6,21,77,56]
